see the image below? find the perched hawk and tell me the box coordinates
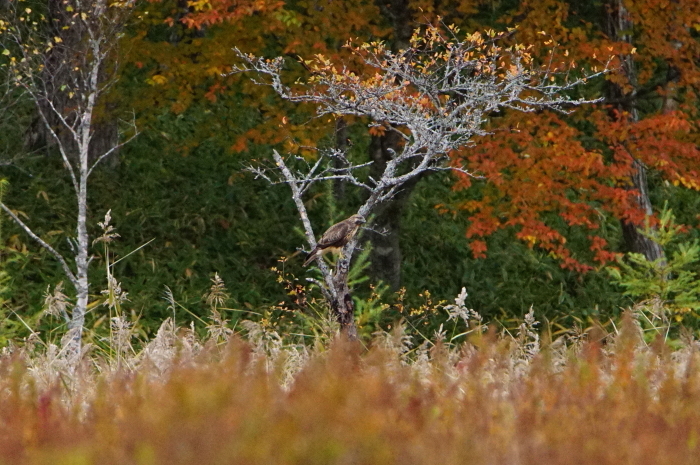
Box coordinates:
[303,214,366,267]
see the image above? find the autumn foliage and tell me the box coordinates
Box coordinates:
[129,0,700,273]
[448,0,700,271]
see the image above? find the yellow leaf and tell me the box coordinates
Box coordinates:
[150,74,167,85]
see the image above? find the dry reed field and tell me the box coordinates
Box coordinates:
[1,308,700,465]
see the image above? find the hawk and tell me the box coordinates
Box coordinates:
[303,214,366,267]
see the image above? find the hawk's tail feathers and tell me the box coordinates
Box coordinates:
[303,247,320,267]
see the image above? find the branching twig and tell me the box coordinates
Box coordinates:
[0,202,77,286]
[87,115,139,178]
[270,150,338,302]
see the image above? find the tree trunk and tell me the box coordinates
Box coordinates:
[605,0,664,262]
[366,133,423,290]
[88,103,121,169]
[66,59,101,357]
[65,123,92,357]
[619,159,663,260]
[366,0,417,290]
[68,172,89,355]
[331,257,358,340]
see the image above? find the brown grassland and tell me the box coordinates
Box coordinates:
[1,307,700,465]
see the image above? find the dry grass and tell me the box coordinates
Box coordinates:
[1,306,700,465]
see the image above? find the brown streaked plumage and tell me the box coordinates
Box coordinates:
[303,214,366,267]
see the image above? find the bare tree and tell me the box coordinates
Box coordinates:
[239,23,610,339]
[0,0,138,358]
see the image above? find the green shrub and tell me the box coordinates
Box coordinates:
[608,204,700,336]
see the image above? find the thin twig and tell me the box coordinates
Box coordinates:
[0,202,78,286]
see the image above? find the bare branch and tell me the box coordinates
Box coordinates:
[444,165,487,180]
[305,277,333,302]
[270,150,338,301]
[32,101,80,194]
[361,224,389,237]
[246,149,374,194]
[0,202,78,287]
[87,115,140,178]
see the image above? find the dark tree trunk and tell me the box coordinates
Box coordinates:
[366,133,423,290]
[605,0,664,262]
[619,159,663,260]
[365,0,417,290]
[332,260,358,340]
[89,102,121,169]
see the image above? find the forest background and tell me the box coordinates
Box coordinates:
[1,0,700,344]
